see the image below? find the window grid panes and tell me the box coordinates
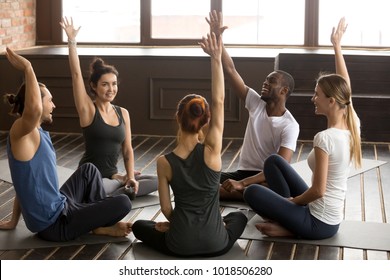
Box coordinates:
[60,0,390,48]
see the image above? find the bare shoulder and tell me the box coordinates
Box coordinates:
[157,154,168,167]
[118,106,130,117]
[157,154,172,180]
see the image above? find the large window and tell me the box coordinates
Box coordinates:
[40,0,389,47]
[318,0,390,47]
[62,0,140,43]
[151,0,209,39]
[223,0,305,45]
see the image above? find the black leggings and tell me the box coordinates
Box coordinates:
[38,163,132,242]
[243,154,339,240]
[132,211,248,257]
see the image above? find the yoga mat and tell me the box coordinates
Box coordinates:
[291,158,387,186]
[0,221,129,251]
[241,215,390,251]
[132,241,249,260]
[131,194,161,209]
[220,201,248,209]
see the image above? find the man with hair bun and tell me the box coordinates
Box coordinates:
[0,48,132,241]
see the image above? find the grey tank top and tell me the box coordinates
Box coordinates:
[165,143,229,255]
[79,104,125,178]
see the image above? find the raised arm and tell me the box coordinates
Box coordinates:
[206,10,248,100]
[60,17,95,127]
[5,48,42,139]
[331,17,350,89]
[199,32,224,170]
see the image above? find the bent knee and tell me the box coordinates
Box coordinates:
[115,194,132,213]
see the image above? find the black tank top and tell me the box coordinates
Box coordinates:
[79,104,125,178]
[164,143,229,255]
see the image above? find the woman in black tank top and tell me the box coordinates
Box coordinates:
[61,17,158,200]
[132,17,247,257]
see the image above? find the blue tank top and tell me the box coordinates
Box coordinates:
[79,104,125,178]
[7,128,66,232]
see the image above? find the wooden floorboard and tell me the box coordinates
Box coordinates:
[0,131,389,260]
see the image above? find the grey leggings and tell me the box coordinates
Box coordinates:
[243,154,339,240]
[103,174,158,197]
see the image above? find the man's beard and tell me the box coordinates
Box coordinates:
[261,94,274,103]
[42,116,53,125]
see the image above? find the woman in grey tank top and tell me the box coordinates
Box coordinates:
[132,23,247,257]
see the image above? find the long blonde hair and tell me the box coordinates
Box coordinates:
[316,74,362,168]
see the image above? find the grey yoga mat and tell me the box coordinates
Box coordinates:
[132,241,249,260]
[241,214,390,251]
[0,221,130,250]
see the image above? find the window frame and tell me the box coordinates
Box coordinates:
[35,0,322,47]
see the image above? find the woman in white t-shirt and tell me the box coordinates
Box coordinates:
[243,18,362,239]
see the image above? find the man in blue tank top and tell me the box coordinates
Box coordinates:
[0,48,132,241]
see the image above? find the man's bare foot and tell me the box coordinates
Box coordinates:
[219,186,244,201]
[255,222,294,237]
[112,173,127,185]
[92,221,132,237]
[155,221,170,232]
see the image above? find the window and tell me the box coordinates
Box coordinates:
[151,0,209,39]
[61,0,305,45]
[62,0,140,43]
[223,0,305,45]
[40,0,389,48]
[318,0,390,47]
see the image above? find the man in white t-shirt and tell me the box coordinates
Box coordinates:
[206,11,300,201]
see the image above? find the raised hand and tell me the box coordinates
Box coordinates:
[199,32,222,59]
[205,10,227,37]
[5,47,32,72]
[331,17,347,47]
[59,16,81,41]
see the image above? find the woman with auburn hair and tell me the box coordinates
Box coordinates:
[132,32,247,257]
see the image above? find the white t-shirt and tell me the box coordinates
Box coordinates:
[307,128,351,225]
[238,88,299,171]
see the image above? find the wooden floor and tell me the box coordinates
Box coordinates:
[0,131,389,260]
